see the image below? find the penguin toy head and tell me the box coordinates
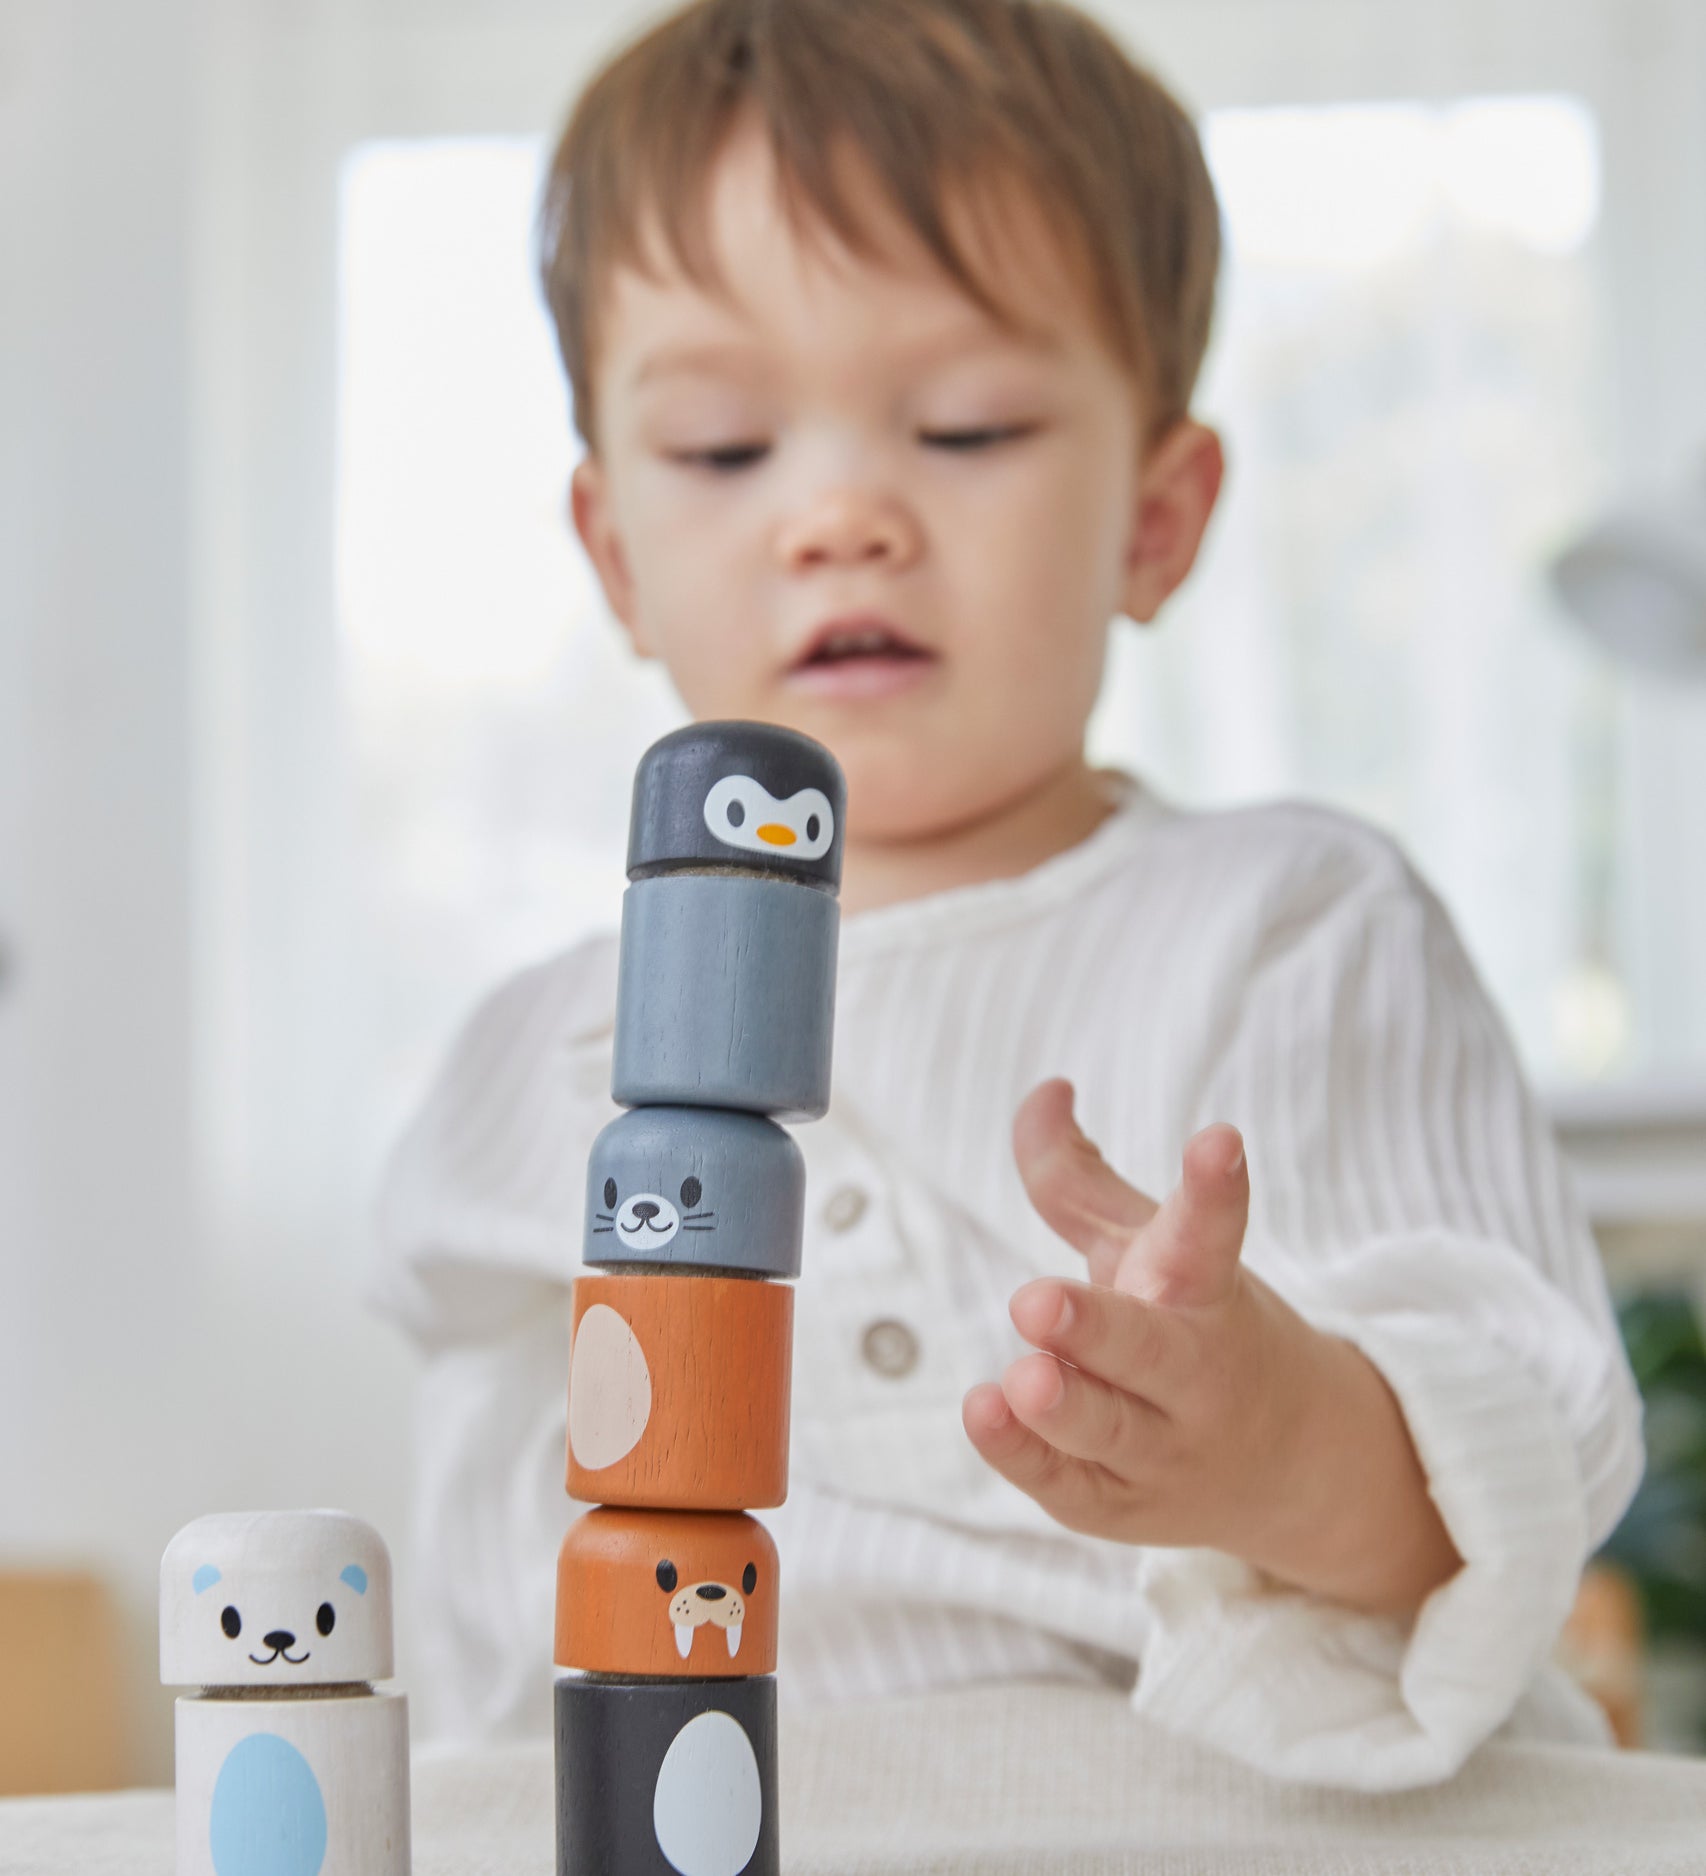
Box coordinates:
[625,720,845,890]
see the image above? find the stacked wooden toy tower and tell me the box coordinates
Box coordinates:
[554,721,845,1876]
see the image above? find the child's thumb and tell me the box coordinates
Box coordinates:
[1013,1079,1160,1284]
[1115,1123,1249,1308]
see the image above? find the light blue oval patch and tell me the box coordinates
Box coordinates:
[193,1565,222,1595]
[209,1733,327,1876]
[339,1565,368,1595]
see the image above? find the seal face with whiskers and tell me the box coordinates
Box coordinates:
[584,1105,806,1278]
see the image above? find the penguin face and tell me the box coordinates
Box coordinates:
[624,720,845,888]
[702,775,835,862]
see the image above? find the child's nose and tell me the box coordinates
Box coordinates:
[776,487,921,572]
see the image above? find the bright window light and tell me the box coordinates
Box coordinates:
[334,94,1662,1089]
[1206,96,1599,269]
[337,136,584,693]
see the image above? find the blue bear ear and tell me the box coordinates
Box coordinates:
[339,1565,368,1595]
[193,1565,222,1595]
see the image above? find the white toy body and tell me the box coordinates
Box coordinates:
[174,1688,409,1876]
[161,1511,411,1876]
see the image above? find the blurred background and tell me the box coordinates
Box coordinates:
[3,0,1705,1791]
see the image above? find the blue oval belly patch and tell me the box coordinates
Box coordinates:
[209,1732,328,1876]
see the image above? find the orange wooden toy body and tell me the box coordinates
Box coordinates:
[566,1272,794,1510]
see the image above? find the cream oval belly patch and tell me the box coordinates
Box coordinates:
[567,1303,652,1470]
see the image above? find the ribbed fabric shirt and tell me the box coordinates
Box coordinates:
[370,774,1645,1790]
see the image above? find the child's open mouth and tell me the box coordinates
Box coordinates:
[785,616,939,700]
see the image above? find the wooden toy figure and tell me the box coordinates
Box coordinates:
[584,1107,806,1278]
[556,722,845,1876]
[555,1509,778,1679]
[161,1510,410,1876]
[612,722,844,1119]
[566,1272,794,1509]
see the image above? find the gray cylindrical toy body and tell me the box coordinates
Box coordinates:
[556,1672,778,1876]
[585,1106,805,1276]
[612,874,838,1120]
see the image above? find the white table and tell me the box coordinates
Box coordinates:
[4,1681,1705,1874]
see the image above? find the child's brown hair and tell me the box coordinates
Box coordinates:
[538,0,1221,456]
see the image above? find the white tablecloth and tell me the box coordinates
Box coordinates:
[4,1681,1704,1874]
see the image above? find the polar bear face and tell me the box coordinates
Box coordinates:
[160,1510,393,1688]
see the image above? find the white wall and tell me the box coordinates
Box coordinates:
[0,0,421,1782]
[3,0,204,1778]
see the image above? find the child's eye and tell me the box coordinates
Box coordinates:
[671,442,770,473]
[919,423,1036,451]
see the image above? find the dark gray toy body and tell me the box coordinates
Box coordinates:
[584,1107,805,1277]
[555,1673,778,1876]
[612,874,838,1120]
[627,721,845,891]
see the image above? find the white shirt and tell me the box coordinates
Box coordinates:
[370,775,1644,1789]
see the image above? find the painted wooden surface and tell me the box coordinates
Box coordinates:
[173,1689,409,1876]
[611,874,838,1121]
[626,720,845,891]
[584,1106,805,1278]
[161,1511,393,1690]
[555,1673,777,1876]
[566,1275,793,1510]
[555,1508,778,1678]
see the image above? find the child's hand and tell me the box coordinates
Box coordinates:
[962,1079,1461,1615]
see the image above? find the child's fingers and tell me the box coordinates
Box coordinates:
[962,1382,1147,1541]
[1008,1277,1188,1411]
[999,1351,1166,1477]
[1013,1079,1159,1285]
[1115,1122,1250,1308]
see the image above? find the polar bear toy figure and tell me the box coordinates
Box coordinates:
[160,1510,410,1876]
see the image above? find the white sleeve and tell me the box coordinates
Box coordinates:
[405,1311,576,1743]
[366,936,619,1350]
[1127,853,1645,1789]
[365,940,617,1740]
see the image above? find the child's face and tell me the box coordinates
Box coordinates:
[572,121,1206,844]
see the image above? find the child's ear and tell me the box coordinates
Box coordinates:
[570,455,654,657]
[1118,418,1226,625]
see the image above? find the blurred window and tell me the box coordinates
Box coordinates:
[335,94,1701,1173]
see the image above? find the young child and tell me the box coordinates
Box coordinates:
[371,0,1644,1790]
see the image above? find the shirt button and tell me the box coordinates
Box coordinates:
[860,1318,920,1379]
[823,1184,869,1233]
